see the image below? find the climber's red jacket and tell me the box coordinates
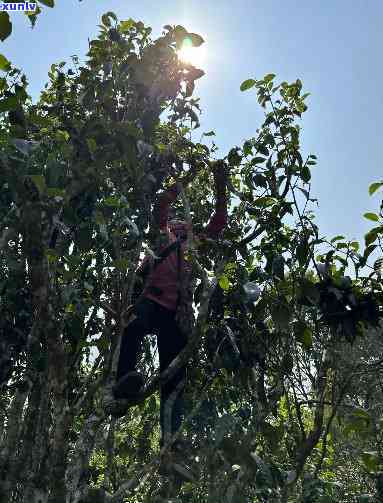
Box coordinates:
[137,180,228,311]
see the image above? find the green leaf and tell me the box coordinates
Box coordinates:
[297,187,309,200]
[30,175,46,195]
[25,5,42,28]
[264,133,275,147]
[227,148,242,165]
[301,165,311,182]
[257,145,269,156]
[102,11,117,25]
[0,95,17,112]
[120,18,135,32]
[203,130,215,137]
[296,239,309,267]
[38,0,55,6]
[174,25,188,36]
[364,212,379,222]
[135,21,145,32]
[0,54,11,72]
[218,274,230,291]
[253,196,276,207]
[365,230,378,247]
[243,140,252,156]
[86,138,97,153]
[253,174,268,188]
[0,12,12,42]
[45,248,59,264]
[174,25,188,47]
[362,244,377,262]
[187,33,204,47]
[334,254,348,267]
[96,336,109,352]
[104,196,121,207]
[271,303,291,331]
[263,73,276,83]
[55,130,70,142]
[251,156,267,164]
[102,14,112,27]
[330,235,345,243]
[369,182,383,196]
[294,321,313,349]
[301,328,312,349]
[240,79,256,92]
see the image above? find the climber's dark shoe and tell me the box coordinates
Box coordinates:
[112,371,144,400]
[103,372,145,419]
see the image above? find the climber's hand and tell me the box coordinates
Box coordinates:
[211,160,229,195]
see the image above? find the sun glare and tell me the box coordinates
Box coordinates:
[177,38,205,67]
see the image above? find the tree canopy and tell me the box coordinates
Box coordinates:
[1,10,383,503]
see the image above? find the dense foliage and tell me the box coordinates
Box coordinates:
[1,10,383,503]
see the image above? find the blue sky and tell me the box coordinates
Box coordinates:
[2,0,383,259]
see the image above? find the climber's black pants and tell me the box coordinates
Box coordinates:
[117,298,188,445]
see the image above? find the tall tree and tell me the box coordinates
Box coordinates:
[0,12,382,503]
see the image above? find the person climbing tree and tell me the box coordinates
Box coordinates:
[110,161,228,452]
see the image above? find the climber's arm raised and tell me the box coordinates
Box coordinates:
[204,161,229,239]
[155,163,200,232]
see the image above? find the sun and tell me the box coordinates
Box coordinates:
[177,37,205,67]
